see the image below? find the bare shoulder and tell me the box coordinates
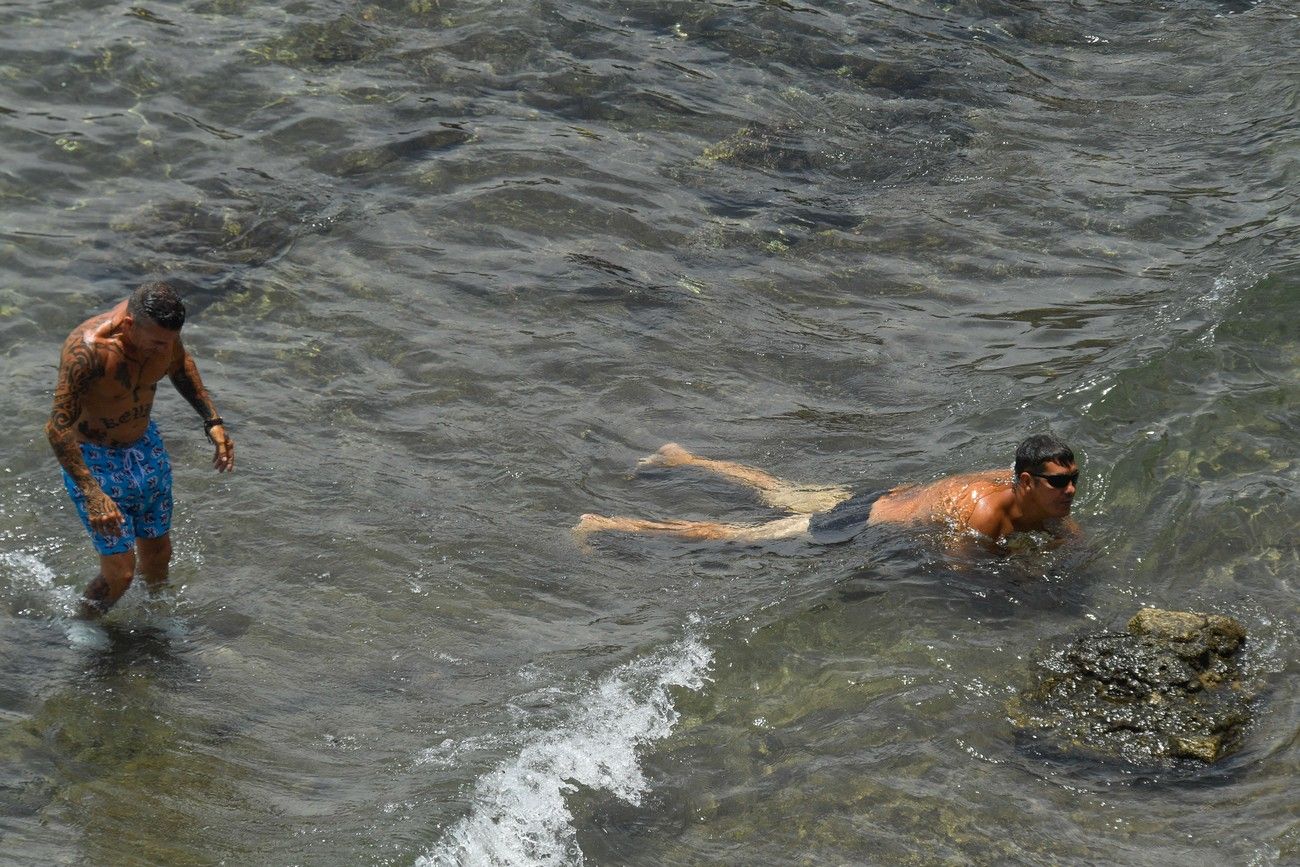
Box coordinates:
[952,471,1014,534]
[57,316,108,372]
[60,311,113,353]
[965,489,1012,537]
[965,468,1014,487]
[55,309,130,399]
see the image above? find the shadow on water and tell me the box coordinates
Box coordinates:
[816,523,1102,620]
[1008,728,1268,793]
[73,618,198,679]
[1,624,187,763]
[0,619,244,864]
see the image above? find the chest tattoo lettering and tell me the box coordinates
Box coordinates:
[100,402,153,429]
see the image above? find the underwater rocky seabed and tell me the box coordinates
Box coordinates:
[1,0,1297,865]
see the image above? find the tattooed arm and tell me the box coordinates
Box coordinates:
[46,332,124,535]
[168,340,235,472]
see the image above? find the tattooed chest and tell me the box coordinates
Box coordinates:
[95,374,160,403]
[76,399,155,443]
[76,373,157,431]
[106,358,169,400]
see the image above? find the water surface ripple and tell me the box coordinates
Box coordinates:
[1,0,1296,865]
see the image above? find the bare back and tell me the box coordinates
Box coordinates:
[870,470,1017,537]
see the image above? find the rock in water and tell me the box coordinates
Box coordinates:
[1008,608,1255,764]
[1126,608,1247,660]
[327,128,473,178]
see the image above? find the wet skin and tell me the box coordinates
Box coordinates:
[574,444,1079,547]
[870,459,1079,540]
[45,299,235,616]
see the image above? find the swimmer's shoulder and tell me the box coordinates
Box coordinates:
[966,491,1013,537]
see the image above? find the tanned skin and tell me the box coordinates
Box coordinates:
[869,464,1079,540]
[46,299,234,617]
[574,443,1079,547]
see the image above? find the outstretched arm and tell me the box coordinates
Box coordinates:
[168,341,235,472]
[46,333,124,535]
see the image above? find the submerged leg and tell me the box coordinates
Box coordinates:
[639,442,851,514]
[136,534,173,595]
[77,550,136,618]
[574,512,811,546]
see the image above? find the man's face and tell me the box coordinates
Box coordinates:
[125,316,179,358]
[1022,459,1078,518]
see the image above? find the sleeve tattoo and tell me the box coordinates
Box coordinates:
[47,336,103,492]
[169,349,219,421]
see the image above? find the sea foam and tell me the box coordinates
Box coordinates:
[419,637,712,867]
[0,550,78,616]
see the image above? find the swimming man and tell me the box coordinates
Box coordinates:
[46,282,235,617]
[574,434,1079,546]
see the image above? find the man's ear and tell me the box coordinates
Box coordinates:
[1016,471,1032,489]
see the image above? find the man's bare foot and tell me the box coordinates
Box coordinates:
[638,442,693,469]
[572,513,611,550]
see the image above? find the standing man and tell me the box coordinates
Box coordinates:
[46,281,234,617]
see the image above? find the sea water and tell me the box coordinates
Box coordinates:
[1,1,1296,864]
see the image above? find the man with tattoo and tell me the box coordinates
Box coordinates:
[46,282,235,618]
[574,434,1080,548]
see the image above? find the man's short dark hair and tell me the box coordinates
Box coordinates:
[1014,433,1075,478]
[128,281,186,330]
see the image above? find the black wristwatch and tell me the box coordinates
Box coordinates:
[204,416,225,443]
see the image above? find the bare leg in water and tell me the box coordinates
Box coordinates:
[573,443,851,545]
[75,534,172,619]
[639,443,851,513]
[76,549,136,618]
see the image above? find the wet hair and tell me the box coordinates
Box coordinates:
[127,281,186,330]
[1014,433,1075,479]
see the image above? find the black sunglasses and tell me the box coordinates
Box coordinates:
[1028,471,1079,489]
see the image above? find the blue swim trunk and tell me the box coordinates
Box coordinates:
[62,420,173,556]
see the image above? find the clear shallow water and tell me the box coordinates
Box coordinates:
[1,0,1296,864]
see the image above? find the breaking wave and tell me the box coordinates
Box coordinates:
[419,637,713,867]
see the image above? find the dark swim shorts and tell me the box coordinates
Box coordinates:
[62,420,173,555]
[807,489,885,545]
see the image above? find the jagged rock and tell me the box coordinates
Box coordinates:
[1008,608,1255,764]
[1127,608,1246,660]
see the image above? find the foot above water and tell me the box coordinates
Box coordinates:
[637,442,693,468]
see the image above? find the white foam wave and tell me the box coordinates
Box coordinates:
[0,550,78,615]
[418,637,713,867]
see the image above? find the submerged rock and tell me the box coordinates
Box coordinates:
[324,127,473,178]
[1008,608,1255,764]
[253,15,390,67]
[699,121,817,174]
[108,194,298,270]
